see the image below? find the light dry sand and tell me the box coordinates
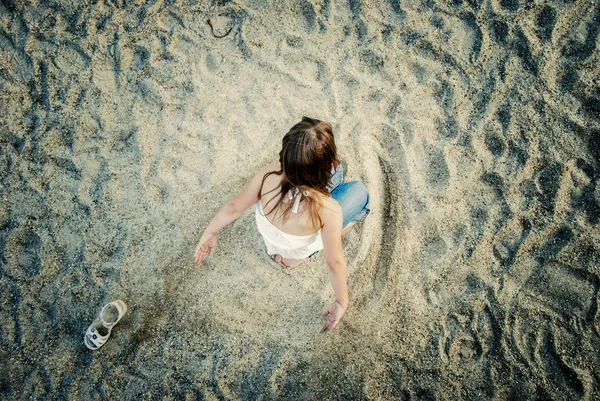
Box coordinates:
[1,0,600,399]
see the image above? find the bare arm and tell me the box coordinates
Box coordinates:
[194,164,277,264]
[203,171,265,234]
[320,199,349,331]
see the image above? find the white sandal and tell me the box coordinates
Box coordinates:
[84,300,127,350]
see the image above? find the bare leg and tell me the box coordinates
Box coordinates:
[342,222,355,234]
[280,256,305,269]
[271,254,306,269]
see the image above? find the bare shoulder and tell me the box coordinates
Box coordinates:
[260,162,280,175]
[259,163,282,196]
[319,196,342,222]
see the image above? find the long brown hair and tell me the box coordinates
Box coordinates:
[260,117,339,229]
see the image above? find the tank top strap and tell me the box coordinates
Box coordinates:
[284,187,309,213]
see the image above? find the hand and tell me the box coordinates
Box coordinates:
[320,300,347,333]
[194,232,217,265]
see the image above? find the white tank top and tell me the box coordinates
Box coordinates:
[255,201,323,259]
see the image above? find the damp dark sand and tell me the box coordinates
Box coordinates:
[1,0,600,399]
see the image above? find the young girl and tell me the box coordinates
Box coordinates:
[194,117,370,332]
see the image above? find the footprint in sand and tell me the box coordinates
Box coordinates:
[507,261,599,399]
[437,276,500,373]
[1,224,42,281]
[491,217,531,276]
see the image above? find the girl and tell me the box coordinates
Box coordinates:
[194,117,370,332]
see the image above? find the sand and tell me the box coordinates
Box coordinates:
[1,0,599,399]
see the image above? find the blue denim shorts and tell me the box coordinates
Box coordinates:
[327,164,370,228]
[308,165,370,258]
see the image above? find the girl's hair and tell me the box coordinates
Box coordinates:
[260,117,339,229]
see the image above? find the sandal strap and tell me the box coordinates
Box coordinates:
[100,300,127,329]
[85,327,110,349]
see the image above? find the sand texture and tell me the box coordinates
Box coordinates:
[1,0,600,399]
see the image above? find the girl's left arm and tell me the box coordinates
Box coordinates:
[320,199,349,332]
[194,164,277,265]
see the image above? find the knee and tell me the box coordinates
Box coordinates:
[346,181,369,205]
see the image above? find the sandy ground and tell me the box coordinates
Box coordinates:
[1,0,600,399]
